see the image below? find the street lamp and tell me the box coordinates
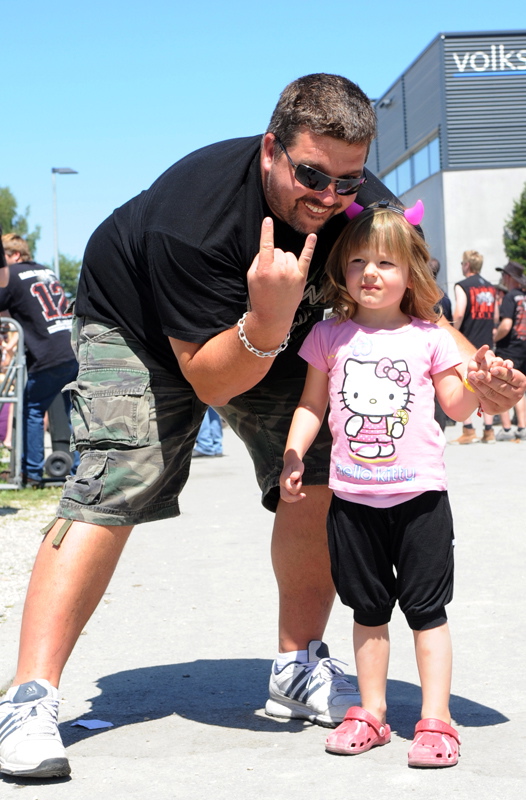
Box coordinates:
[51,167,78,280]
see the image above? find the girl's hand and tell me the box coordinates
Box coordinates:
[466,344,502,373]
[279,456,306,503]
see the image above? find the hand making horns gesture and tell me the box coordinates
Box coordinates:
[247,217,317,326]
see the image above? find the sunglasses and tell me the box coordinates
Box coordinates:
[275,136,367,196]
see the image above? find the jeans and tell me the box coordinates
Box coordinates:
[23,359,79,480]
[194,408,223,456]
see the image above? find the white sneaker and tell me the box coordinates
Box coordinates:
[265,640,360,728]
[0,679,70,777]
[496,428,516,441]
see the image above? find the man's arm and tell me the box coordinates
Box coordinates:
[437,314,526,414]
[170,219,316,406]
[171,321,281,407]
[437,314,475,360]
[493,317,513,343]
[452,284,467,330]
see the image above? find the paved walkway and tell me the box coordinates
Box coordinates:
[1,422,525,798]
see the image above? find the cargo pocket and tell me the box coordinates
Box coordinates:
[62,453,108,506]
[66,370,151,448]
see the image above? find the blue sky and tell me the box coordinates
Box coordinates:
[2,0,525,265]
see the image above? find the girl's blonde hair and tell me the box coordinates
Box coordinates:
[324,206,441,323]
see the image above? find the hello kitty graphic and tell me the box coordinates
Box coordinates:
[340,357,413,460]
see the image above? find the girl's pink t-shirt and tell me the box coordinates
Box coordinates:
[299,316,462,507]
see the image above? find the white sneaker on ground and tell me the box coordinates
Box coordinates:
[496,428,517,441]
[0,679,70,778]
[265,640,360,728]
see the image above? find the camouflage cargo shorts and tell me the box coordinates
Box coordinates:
[57,317,331,526]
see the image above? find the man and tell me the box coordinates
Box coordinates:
[429,257,453,431]
[452,250,497,444]
[429,257,452,322]
[192,407,224,457]
[493,261,526,441]
[0,234,78,486]
[0,74,523,780]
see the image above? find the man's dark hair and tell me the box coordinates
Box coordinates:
[267,73,377,148]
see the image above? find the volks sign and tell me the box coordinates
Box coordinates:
[452,43,526,74]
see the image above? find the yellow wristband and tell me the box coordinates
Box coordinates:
[463,372,475,393]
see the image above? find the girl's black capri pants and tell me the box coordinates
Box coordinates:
[327,490,454,631]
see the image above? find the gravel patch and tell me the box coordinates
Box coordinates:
[0,492,60,624]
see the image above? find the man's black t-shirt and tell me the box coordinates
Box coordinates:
[77,135,397,380]
[495,287,526,361]
[0,262,75,372]
[455,274,496,350]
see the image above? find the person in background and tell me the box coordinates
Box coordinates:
[452,250,496,444]
[429,257,452,322]
[193,407,223,457]
[493,261,526,441]
[429,257,453,430]
[0,322,18,456]
[0,234,78,486]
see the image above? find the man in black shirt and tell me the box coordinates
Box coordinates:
[452,249,497,444]
[0,234,78,485]
[1,74,524,780]
[493,260,526,440]
[429,257,452,322]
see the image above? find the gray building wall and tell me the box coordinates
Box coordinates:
[401,174,445,289]
[443,32,526,169]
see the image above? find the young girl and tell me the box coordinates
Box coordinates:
[280,203,494,768]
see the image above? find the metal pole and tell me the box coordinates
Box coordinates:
[51,168,77,281]
[52,170,60,279]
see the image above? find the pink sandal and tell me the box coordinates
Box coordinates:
[408,718,460,768]
[325,706,391,755]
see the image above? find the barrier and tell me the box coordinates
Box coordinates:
[0,317,25,489]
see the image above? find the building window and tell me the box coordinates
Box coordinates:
[381,135,441,195]
[413,146,429,185]
[428,137,440,175]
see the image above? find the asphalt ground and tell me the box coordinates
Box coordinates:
[0,421,525,799]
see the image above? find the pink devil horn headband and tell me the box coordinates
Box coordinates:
[345,199,424,226]
[404,199,424,225]
[345,201,364,220]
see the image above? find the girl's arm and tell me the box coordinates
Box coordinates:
[280,364,329,503]
[433,345,508,419]
[432,345,501,420]
[432,366,479,421]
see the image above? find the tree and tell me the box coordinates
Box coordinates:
[56,254,82,299]
[0,186,41,256]
[504,183,526,268]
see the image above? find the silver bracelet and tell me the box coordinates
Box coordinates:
[237,311,290,358]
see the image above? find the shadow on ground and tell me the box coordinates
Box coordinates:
[1,659,508,787]
[0,507,19,517]
[59,658,508,746]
